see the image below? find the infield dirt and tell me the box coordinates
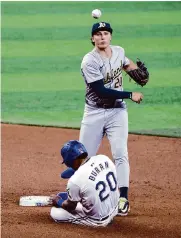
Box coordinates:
[2,124,181,238]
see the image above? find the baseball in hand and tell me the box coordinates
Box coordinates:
[92,9,102,19]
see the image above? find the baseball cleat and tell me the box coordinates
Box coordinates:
[117,197,130,216]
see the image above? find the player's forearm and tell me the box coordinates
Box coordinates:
[50,195,77,212]
[55,196,77,212]
[61,200,77,212]
[123,59,138,72]
[98,87,132,99]
[53,199,76,212]
[90,79,132,99]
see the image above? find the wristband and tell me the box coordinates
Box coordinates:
[129,92,132,99]
[56,198,64,207]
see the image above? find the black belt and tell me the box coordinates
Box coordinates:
[86,100,125,109]
[98,103,124,109]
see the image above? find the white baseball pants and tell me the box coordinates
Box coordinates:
[50,203,118,227]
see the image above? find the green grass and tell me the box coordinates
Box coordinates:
[2,38,181,58]
[2,2,181,15]
[2,25,181,41]
[2,11,181,28]
[2,52,181,75]
[2,1,181,137]
[3,87,180,113]
[2,68,181,93]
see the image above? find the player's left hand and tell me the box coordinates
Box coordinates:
[136,59,149,86]
[128,59,149,87]
[49,194,62,206]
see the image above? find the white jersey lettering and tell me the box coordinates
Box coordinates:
[89,161,109,181]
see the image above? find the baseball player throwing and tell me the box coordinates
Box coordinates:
[50,140,119,227]
[78,22,149,216]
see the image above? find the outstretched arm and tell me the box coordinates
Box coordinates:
[123,58,138,71]
[90,79,143,104]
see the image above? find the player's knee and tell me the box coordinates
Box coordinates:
[114,155,128,164]
[50,207,63,221]
[50,206,71,222]
[50,207,57,221]
[113,147,128,158]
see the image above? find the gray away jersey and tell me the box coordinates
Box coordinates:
[81,45,130,107]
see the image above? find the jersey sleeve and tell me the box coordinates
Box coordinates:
[124,56,130,66]
[66,180,81,202]
[118,46,130,67]
[81,59,104,83]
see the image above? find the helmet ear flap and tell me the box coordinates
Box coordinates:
[64,159,72,168]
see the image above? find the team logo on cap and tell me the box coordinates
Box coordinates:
[98,22,106,28]
[79,148,84,153]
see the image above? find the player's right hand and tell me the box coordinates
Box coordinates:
[131,92,143,104]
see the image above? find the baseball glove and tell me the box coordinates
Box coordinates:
[127,59,149,87]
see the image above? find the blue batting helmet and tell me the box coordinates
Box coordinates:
[61,140,88,168]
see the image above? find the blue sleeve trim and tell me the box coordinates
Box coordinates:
[56,198,64,207]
